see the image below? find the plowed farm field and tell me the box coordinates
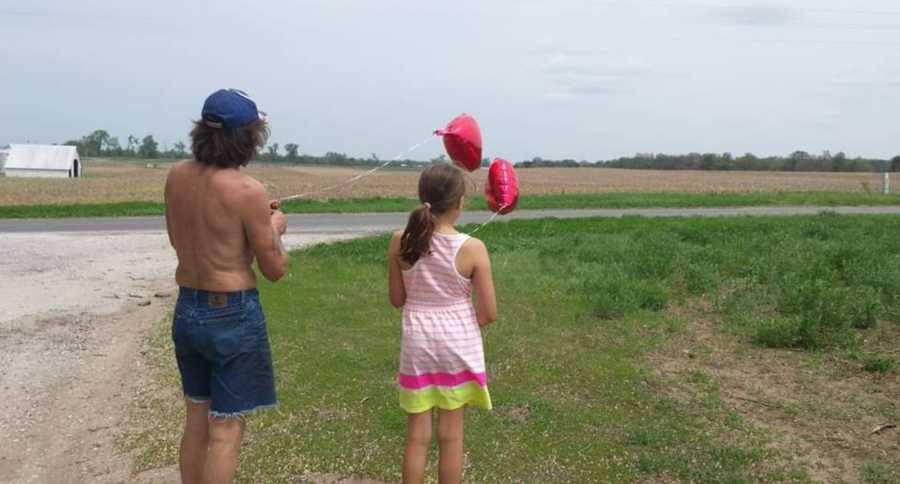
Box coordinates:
[0,159,889,206]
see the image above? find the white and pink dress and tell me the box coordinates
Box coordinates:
[398,232,492,413]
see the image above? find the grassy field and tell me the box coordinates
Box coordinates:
[5,191,900,219]
[127,215,900,483]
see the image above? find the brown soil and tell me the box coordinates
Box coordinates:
[0,278,175,484]
[0,159,889,205]
[650,300,900,484]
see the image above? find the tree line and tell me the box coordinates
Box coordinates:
[519,151,900,172]
[62,129,435,167]
[63,130,900,172]
[64,130,175,159]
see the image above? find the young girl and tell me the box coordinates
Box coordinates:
[387,163,497,484]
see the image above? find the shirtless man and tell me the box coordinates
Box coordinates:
[165,89,289,484]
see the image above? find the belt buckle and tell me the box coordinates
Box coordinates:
[209,293,228,308]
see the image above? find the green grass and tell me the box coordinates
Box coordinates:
[863,357,896,374]
[127,214,900,482]
[0,201,167,218]
[5,191,900,218]
[862,461,900,484]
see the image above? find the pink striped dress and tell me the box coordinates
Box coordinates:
[398,232,492,413]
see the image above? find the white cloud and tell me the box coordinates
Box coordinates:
[533,41,655,98]
[708,4,800,26]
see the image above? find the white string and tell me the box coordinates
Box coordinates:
[467,205,508,235]
[273,135,508,235]
[277,136,433,203]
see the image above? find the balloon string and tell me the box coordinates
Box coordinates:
[467,206,507,235]
[277,136,433,203]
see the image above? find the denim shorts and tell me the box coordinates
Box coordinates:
[172,287,277,418]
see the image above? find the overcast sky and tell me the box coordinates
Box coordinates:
[2,0,899,161]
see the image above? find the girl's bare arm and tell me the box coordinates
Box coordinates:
[470,239,497,327]
[387,231,407,308]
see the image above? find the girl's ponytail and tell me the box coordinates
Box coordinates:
[400,202,435,265]
[399,164,466,265]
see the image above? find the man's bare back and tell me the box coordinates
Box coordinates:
[165,160,287,292]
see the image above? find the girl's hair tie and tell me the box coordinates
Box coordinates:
[423,202,432,210]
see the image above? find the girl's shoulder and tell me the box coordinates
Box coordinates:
[389,231,403,249]
[459,236,487,255]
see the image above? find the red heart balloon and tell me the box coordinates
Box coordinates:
[434,114,482,172]
[485,158,519,215]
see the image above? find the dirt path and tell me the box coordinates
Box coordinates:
[0,232,356,484]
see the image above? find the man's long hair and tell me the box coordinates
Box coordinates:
[190,119,269,168]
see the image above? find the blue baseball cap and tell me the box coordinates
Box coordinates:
[201,89,267,129]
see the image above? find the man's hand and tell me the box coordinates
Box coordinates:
[271,209,287,236]
[270,200,287,236]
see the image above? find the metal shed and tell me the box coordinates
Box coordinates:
[5,144,82,178]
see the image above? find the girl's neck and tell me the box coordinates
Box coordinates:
[433,213,459,234]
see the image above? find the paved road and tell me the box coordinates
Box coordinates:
[2,206,900,234]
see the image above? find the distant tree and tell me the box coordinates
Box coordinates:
[786,151,809,171]
[63,129,109,157]
[172,141,187,158]
[126,135,140,156]
[324,152,349,165]
[106,137,121,156]
[283,143,299,161]
[267,143,279,161]
[891,156,900,172]
[832,152,848,172]
[734,152,758,170]
[700,153,719,170]
[138,135,159,158]
[81,130,110,156]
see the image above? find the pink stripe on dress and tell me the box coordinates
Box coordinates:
[398,371,488,390]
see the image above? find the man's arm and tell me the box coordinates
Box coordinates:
[238,180,289,282]
[163,164,177,248]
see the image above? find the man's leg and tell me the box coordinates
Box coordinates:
[436,408,464,484]
[180,400,211,484]
[203,416,245,484]
[199,291,273,483]
[403,410,433,484]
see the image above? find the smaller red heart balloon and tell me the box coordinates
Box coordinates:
[485,158,519,215]
[434,114,482,172]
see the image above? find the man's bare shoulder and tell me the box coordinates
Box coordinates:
[166,159,198,181]
[170,159,194,172]
[221,170,263,193]
[217,170,266,207]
